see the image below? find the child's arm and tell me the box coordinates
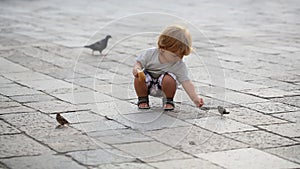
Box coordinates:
[132,61,143,77]
[182,80,204,107]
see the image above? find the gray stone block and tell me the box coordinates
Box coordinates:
[265,145,300,164]
[114,141,192,162]
[67,149,134,165]
[242,101,299,114]
[145,126,247,154]
[197,148,300,169]
[1,154,86,169]
[0,120,20,134]
[259,123,300,138]
[0,134,54,158]
[226,107,287,126]
[187,116,256,134]
[224,130,297,149]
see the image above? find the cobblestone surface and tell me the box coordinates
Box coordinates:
[0,0,299,168]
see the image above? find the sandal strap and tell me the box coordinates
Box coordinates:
[138,96,149,105]
[163,98,175,107]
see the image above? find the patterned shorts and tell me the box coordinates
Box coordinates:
[144,71,179,97]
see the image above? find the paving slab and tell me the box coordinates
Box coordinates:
[223,78,267,91]
[0,134,54,158]
[49,111,104,123]
[0,57,29,73]
[271,96,300,108]
[0,154,86,169]
[87,128,137,137]
[45,85,90,95]
[71,120,127,133]
[149,158,223,169]
[145,126,247,154]
[0,101,21,108]
[187,116,256,134]
[0,112,54,128]
[91,162,155,169]
[114,141,193,162]
[0,114,106,152]
[94,84,137,100]
[0,83,22,89]
[0,76,12,84]
[24,100,86,114]
[19,79,73,91]
[165,104,214,120]
[67,149,135,166]
[259,123,300,138]
[243,88,297,98]
[0,106,35,115]
[1,112,110,151]
[1,71,53,82]
[272,111,300,123]
[197,148,300,169]
[0,95,11,102]
[226,107,287,126]
[0,120,21,134]
[95,131,153,145]
[51,91,113,104]
[65,77,107,89]
[10,94,56,103]
[207,91,269,105]
[242,101,299,114]
[111,111,190,131]
[265,145,300,164]
[0,86,43,96]
[39,133,107,153]
[223,130,297,149]
[84,100,139,116]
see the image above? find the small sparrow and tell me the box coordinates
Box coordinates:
[56,113,70,125]
[217,106,230,116]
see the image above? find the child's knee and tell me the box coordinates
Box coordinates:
[162,74,176,85]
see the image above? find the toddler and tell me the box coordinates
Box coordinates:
[132,25,204,110]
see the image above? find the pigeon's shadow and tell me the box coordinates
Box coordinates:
[55,125,68,129]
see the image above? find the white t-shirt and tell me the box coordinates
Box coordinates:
[136,47,190,83]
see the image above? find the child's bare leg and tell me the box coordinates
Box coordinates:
[134,77,149,108]
[161,74,176,109]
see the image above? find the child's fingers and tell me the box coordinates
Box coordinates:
[197,98,204,107]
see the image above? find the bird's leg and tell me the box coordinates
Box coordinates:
[92,50,94,55]
[99,51,102,55]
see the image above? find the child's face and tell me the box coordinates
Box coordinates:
[162,49,182,59]
[171,50,183,59]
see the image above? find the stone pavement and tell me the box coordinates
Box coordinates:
[0,0,299,168]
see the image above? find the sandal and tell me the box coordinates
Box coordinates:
[163,98,175,111]
[138,96,150,109]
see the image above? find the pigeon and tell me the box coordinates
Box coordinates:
[56,113,70,126]
[84,35,112,55]
[217,106,230,116]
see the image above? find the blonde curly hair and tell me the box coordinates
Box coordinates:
[158,25,192,58]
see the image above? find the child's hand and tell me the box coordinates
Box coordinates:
[137,70,146,81]
[132,68,139,77]
[132,68,146,81]
[194,97,204,107]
